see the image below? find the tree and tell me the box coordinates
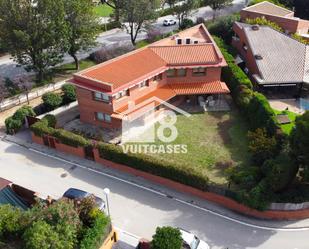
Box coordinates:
[101,0,124,23]
[173,0,197,28]
[201,0,233,20]
[120,0,159,46]
[151,226,182,249]
[294,0,309,19]
[248,128,278,166]
[63,0,99,70]
[0,0,68,82]
[290,111,309,182]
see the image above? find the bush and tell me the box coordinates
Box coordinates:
[245,17,283,33]
[79,210,111,249]
[42,92,63,111]
[180,18,194,29]
[248,128,278,166]
[226,166,261,190]
[62,84,76,104]
[97,143,209,191]
[42,114,57,128]
[151,226,182,249]
[207,14,240,43]
[5,105,36,134]
[0,205,23,237]
[53,129,90,148]
[30,119,55,137]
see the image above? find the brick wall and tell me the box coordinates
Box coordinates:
[31,132,309,220]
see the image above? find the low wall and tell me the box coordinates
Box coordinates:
[31,133,309,220]
[31,132,44,146]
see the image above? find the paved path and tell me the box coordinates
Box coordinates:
[0,0,246,79]
[1,133,309,249]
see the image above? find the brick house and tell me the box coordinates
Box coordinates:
[232,22,309,89]
[240,1,309,36]
[69,24,229,129]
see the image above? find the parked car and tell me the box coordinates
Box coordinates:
[163,19,177,26]
[63,188,105,211]
[180,228,210,249]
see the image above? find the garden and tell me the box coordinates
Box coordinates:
[0,197,111,249]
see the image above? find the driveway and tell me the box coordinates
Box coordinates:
[0,0,246,79]
[0,137,309,249]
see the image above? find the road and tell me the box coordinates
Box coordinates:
[0,0,246,79]
[0,137,308,249]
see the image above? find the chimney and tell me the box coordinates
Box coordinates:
[252,25,260,31]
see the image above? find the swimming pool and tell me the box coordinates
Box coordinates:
[300,98,309,111]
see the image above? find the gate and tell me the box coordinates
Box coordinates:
[42,135,56,149]
[84,145,94,161]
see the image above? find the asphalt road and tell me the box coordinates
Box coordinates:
[0,138,308,249]
[0,0,246,79]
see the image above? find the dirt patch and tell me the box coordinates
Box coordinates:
[217,119,234,144]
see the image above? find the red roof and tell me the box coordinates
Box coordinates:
[169,81,230,95]
[150,44,219,65]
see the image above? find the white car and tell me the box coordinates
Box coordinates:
[163,19,177,26]
[180,229,210,249]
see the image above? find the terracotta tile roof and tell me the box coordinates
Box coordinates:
[168,81,230,95]
[150,44,219,65]
[243,1,293,17]
[116,86,176,114]
[81,48,166,89]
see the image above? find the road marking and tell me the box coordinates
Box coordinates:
[6,143,308,232]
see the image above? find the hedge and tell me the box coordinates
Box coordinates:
[214,36,279,136]
[5,106,36,134]
[42,92,63,111]
[30,116,90,148]
[61,84,76,104]
[79,210,111,249]
[97,143,209,191]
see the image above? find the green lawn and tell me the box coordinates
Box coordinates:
[274,109,299,135]
[130,109,251,186]
[94,4,114,17]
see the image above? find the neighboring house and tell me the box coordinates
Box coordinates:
[240,1,309,37]
[232,21,309,88]
[70,24,229,129]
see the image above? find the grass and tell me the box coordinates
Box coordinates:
[94,4,114,17]
[136,40,150,48]
[274,109,299,135]
[129,108,251,186]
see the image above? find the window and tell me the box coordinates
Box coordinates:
[176,39,182,45]
[138,80,149,88]
[96,112,111,123]
[115,89,129,100]
[185,38,191,44]
[192,67,206,76]
[94,92,110,102]
[154,73,163,81]
[177,69,186,77]
[166,69,176,78]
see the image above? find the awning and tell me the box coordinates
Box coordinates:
[168,81,230,95]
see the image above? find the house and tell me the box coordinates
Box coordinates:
[232,21,309,88]
[240,1,309,36]
[69,24,230,129]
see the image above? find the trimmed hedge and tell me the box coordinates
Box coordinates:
[5,105,36,134]
[79,210,111,249]
[97,143,209,191]
[61,84,76,104]
[42,92,63,111]
[30,117,89,148]
[214,36,279,136]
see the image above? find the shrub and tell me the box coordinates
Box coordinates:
[42,114,57,128]
[97,143,209,191]
[53,129,90,148]
[207,14,240,43]
[5,105,36,134]
[180,18,194,29]
[23,220,61,249]
[195,17,205,24]
[62,84,76,104]
[245,17,283,33]
[248,128,278,166]
[0,205,23,237]
[74,196,98,227]
[30,119,54,137]
[42,92,63,111]
[151,226,182,249]
[226,165,261,190]
[79,210,111,249]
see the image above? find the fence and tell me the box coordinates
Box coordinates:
[0,80,66,112]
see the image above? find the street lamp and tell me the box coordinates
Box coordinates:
[103,188,111,216]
